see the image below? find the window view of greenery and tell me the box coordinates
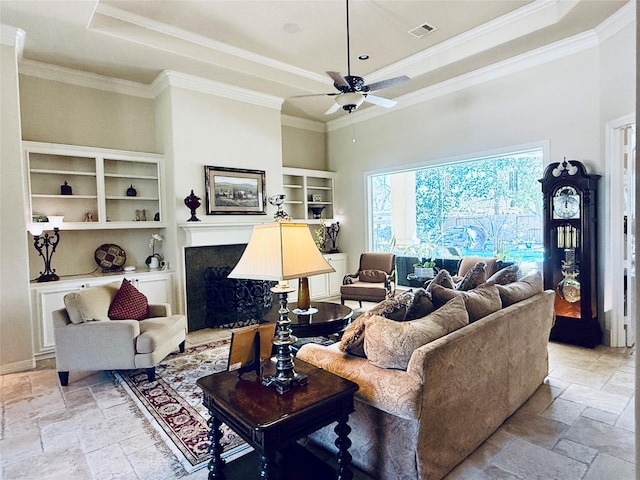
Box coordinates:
[370,149,544,272]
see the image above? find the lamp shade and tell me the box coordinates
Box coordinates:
[228,223,335,281]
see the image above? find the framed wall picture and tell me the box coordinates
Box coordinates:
[204,166,266,215]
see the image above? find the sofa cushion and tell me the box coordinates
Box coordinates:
[108,279,150,320]
[405,288,436,320]
[496,272,543,307]
[430,284,502,323]
[456,261,487,291]
[63,282,119,324]
[484,263,521,286]
[359,269,387,283]
[364,296,469,370]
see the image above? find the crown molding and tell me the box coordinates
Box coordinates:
[595,0,635,43]
[18,59,153,98]
[92,3,329,87]
[327,27,603,132]
[0,24,25,56]
[367,0,579,84]
[281,115,326,133]
[151,71,283,110]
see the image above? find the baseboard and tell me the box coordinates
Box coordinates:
[0,358,36,375]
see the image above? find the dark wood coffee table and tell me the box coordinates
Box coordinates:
[197,359,358,480]
[263,301,353,337]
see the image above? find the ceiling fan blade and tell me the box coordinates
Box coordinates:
[324,102,341,115]
[365,75,410,92]
[364,94,397,108]
[327,71,349,89]
[289,93,340,99]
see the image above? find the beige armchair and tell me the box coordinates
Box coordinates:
[341,252,396,307]
[52,282,187,386]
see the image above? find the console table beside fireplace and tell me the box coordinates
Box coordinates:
[196,359,358,480]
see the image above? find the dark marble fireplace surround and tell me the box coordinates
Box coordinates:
[185,244,274,331]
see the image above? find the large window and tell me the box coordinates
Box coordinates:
[369,149,544,271]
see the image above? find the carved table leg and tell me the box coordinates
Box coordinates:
[334,414,353,480]
[259,452,277,480]
[207,414,227,480]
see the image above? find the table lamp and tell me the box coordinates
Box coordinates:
[228,222,334,394]
[28,215,64,282]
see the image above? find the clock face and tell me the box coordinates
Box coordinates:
[553,186,580,219]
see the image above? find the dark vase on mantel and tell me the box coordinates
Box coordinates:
[184,190,201,222]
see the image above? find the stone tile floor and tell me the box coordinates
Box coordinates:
[1,328,635,480]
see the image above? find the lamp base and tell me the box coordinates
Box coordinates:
[36,273,59,282]
[262,371,308,395]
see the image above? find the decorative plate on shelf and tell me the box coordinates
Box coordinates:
[94,244,127,272]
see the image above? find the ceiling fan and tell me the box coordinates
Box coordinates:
[296,0,410,115]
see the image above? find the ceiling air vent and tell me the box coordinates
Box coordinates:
[408,22,438,38]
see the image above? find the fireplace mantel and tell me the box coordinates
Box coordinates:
[179,222,267,247]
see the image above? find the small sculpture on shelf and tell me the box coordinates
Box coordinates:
[126,184,137,197]
[326,222,340,253]
[268,194,290,223]
[309,206,325,219]
[60,181,72,195]
[84,211,93,222]
[184,190,201,222]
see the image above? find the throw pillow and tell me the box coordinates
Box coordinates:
[430,284,502,322]
[495,272,544,307]
[425,269,455,293]
[339,291,415,356]
[359,269,387,283]
[456,261,487,291]
[365,290,415,321]
[405,288,436,320]
[108,279,150,320]
[484,264,521,286]
[364,296,469,370]
[339,315,367,356]
[63,282,119,324]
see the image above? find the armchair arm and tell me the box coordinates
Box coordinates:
[343,273,359,285]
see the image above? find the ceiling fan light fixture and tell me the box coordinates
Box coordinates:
[335,92,365,111]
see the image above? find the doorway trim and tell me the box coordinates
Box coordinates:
[605,112,635,347]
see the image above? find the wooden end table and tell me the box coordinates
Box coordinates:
[262,301,354,338]
[197,359,359,480]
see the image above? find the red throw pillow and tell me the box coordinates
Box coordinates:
[108,279,150,320]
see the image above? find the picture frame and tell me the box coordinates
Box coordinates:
[227,323,276,376]
[204,166,267,215]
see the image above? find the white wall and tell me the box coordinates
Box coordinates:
[1,30,35,373]
[327,25,634,341]
[154,79,284,313]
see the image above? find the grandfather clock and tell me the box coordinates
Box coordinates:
[540,159,601,347]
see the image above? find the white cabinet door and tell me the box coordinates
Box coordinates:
[32,280,88,357]
[309,273,329,300]
[133,274,172,305]
[325,253,347,296]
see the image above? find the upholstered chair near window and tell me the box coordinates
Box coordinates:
[340,253,396,307]
[52,280,187,386]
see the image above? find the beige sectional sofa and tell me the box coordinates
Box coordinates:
[297,278,555,480]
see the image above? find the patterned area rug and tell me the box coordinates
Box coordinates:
[114,339,252,473]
